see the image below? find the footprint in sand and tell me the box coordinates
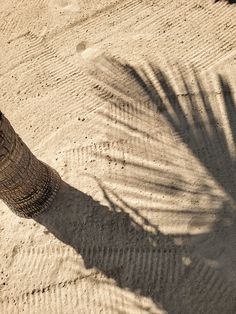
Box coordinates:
[56,0,80,13]
[76,41,103,62]
[76,41,120,80]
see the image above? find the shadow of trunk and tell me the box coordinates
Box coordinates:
[35,181,236,314]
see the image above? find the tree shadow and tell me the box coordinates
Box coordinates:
[35,181,236,313]
[215,0,236,4]
[35,59,236,313]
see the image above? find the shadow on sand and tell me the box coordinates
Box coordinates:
[35,59,236,313]
[215,0,236,4]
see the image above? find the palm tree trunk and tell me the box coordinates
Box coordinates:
[0,111,61,218]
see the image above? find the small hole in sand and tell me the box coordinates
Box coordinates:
[76,41,87,53]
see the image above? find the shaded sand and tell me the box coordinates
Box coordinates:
[0,0,236,313]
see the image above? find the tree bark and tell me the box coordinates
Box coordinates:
[0,111,61,218]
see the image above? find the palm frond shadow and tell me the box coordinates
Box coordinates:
[215,0,236,4]
[92,57,236,201]
[35,58,236,313]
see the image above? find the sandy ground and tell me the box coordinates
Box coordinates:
[0,0,236,313]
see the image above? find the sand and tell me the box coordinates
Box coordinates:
[0,0,236,313]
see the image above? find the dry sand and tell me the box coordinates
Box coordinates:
[0,0,236,313]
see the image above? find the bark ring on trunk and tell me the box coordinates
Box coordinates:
[0,111,61,218]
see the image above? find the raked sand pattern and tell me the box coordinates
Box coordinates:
[0,0,236,313]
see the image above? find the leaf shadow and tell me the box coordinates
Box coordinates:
[35,57,236,313]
